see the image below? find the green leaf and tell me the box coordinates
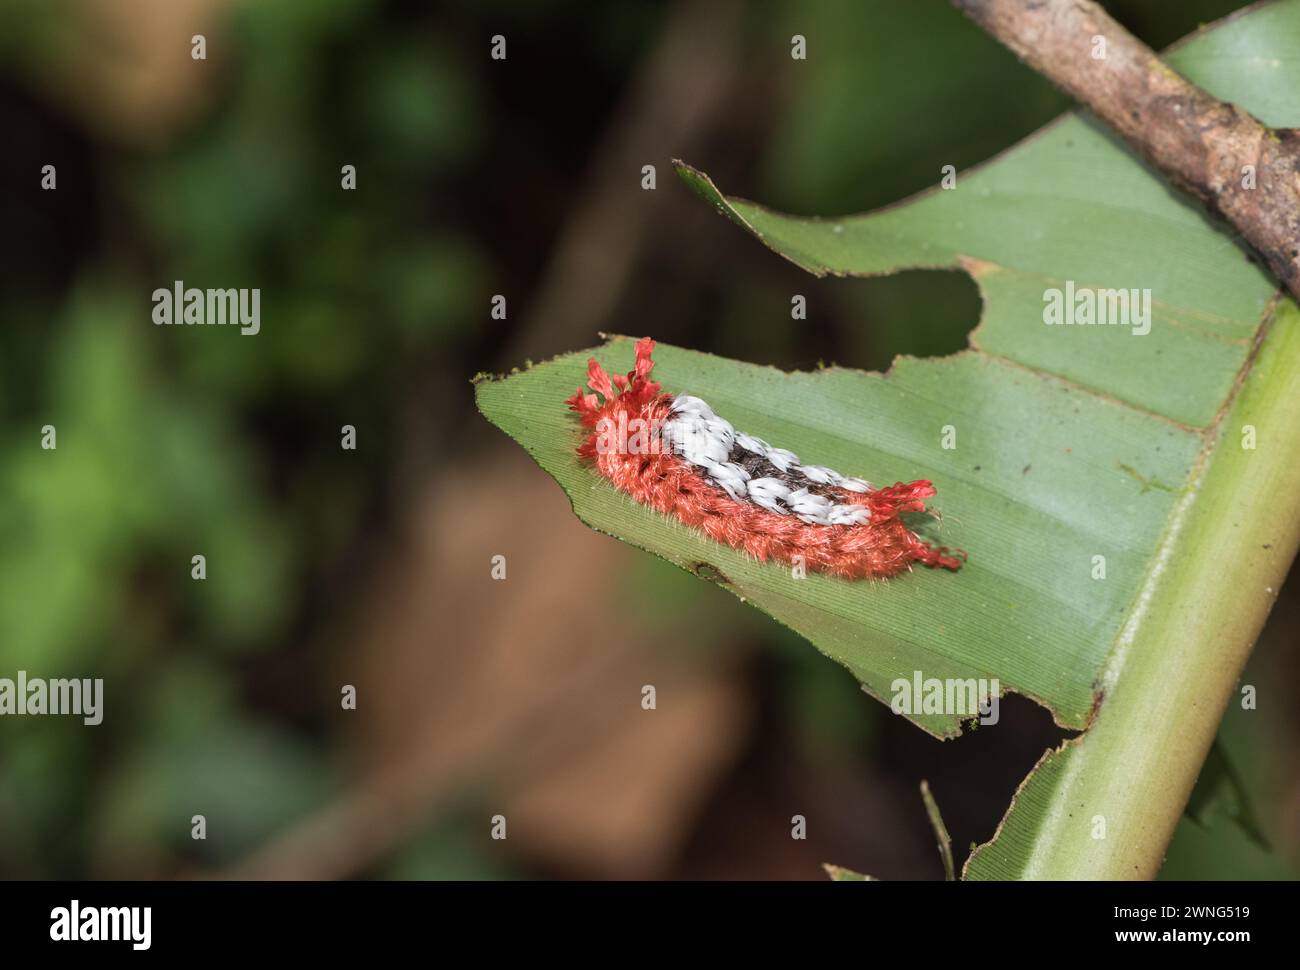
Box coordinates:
[480,335,1172,737]
[823,864,875,882]
[1184,736,1268,848]
[475,1,1300,878]
[1159,816,1298,881]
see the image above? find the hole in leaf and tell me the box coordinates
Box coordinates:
[698,267,981,375]
[878,692,1079,877]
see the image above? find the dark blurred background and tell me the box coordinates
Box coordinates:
[0,0,1294,880]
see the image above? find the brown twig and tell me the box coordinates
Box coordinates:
[919,780,955,881]
[952,0,1300,302]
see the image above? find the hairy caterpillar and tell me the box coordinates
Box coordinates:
[566,339,963,579]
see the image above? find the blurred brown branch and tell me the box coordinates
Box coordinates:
[507,0,742,363]
[220,450,751,880]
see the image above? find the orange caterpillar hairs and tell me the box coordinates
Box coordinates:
[566,338,963,579]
